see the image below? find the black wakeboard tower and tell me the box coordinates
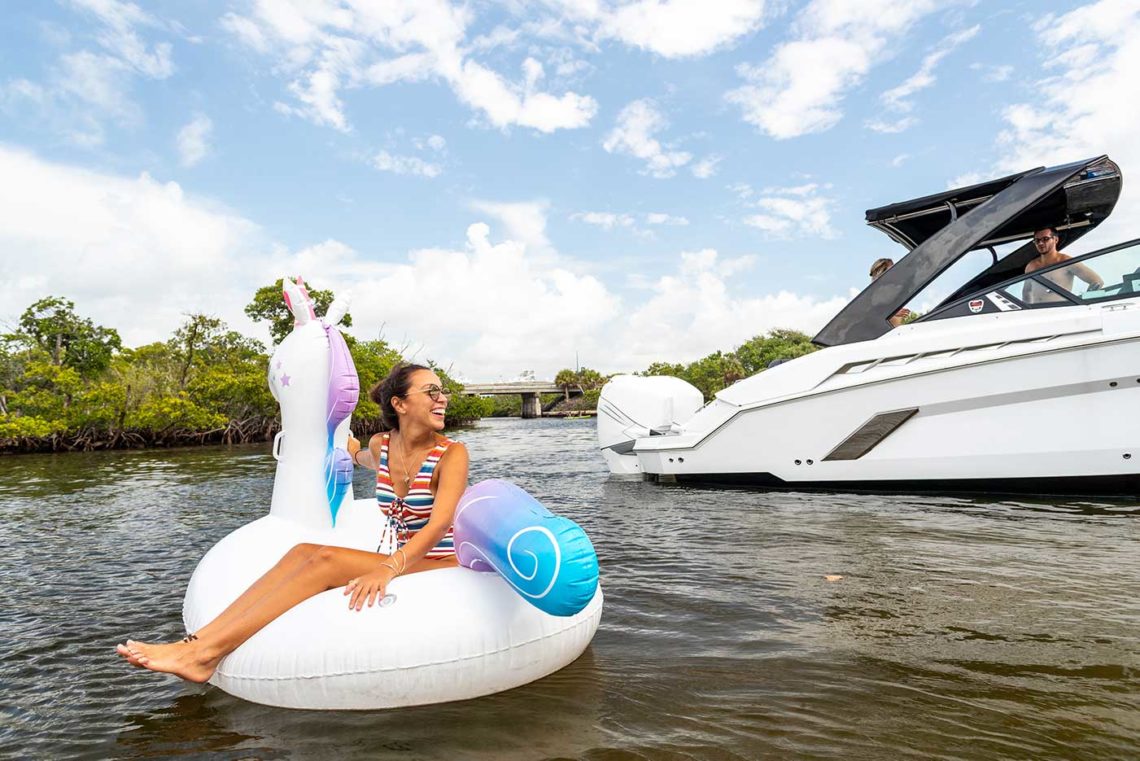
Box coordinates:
[813,155,1122,347]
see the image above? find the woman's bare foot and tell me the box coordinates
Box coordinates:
[115,638,218,683]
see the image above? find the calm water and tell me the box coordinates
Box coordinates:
[1,417,1138,760]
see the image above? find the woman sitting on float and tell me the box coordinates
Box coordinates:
[116,362,466,683]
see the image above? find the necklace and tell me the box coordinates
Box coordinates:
[395,433,433,488]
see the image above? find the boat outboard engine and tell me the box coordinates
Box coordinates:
[596,375,704,474]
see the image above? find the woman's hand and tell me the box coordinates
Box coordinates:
[347,435,361,460]
[343,564,398,611]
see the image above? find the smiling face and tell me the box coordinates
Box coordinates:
[393,369,448,431]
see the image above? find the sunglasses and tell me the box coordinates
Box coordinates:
[1034,235,1055,244]
[404,384,448,402]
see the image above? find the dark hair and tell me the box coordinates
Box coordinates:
[369,363,430,431]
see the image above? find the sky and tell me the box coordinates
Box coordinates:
[1,0,1138,380]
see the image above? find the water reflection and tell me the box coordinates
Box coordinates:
[110,649,605,761]
[1,418,1138,760]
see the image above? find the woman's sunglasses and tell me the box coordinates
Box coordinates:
[405,384,448,402]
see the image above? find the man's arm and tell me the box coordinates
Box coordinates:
[1071,262,1104,291]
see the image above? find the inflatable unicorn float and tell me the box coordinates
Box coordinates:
[183,278,603,710]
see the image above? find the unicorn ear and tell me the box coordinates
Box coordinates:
[325,291,351,326]
[282,276,316,326]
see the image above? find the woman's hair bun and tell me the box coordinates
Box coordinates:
[369,363,430,431]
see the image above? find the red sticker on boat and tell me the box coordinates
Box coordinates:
[968,299,984,313]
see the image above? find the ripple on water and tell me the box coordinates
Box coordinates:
[1,418,1138,760]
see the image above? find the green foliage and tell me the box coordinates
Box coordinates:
[489,394,522,417]
[554,368,577,401]
[445,393,495,425]
[640,329,819,401]
[128,393,227,432]
[349,337,405,426]
[0,291,492,451]
[187,365,276,421]
[575,367,606,390]
[169,313,265,388]
[734,329,816,375]
[15,296,122,376]
[552,366,608,395]
[0,415,60,438]
[245,279,353,344]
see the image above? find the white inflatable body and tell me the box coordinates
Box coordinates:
[183,278,603,710]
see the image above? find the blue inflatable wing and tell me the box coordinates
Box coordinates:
[453,479,599,617]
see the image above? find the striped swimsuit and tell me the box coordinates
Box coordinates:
[376,433,456,559]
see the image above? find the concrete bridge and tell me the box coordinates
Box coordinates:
[462,381,579,418]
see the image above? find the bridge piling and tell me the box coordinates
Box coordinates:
[520,392,542,419]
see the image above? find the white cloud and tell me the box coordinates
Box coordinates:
[1,0,177,146]
[0,144,265,342]
[597,0,769,58]
[371,150,442,178]
[879,26,978,112]
[866,116,918,134]
[726,0,944,139]
[58,50,139,124]
[971,63,1012,83]
[728,182,754,200]
[571,210,689,238]
[691,154,722,178]
[742,182,836,238]
[646,212,689,225]
[864,24,978,133]
[891,153,911,167]
[176,113,213,167]
[603,99,692,178]
[67,0,174,79]
[224,0,597,134]
[469,200,554,258]
[617,249,847,366]
[0,147,854,377]
[991,0,1140,246]
[572,211,636,230]
[451,58,598,132]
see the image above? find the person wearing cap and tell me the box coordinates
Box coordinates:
[869,258,911,327]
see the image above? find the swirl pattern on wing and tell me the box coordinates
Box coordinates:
[454,479,598,617]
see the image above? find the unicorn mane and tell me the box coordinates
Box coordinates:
[323,315,358,525]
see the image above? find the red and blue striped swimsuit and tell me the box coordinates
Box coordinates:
[376,433,456,559]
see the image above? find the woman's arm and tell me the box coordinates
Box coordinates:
[392,442,469,572]
[347,433,384,471]
[345,440,468,610]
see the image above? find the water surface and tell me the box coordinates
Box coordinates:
[1,418,1137,759]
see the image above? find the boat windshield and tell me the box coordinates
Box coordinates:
[925,239,1140,321]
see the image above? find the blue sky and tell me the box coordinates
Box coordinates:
[1,0,1137,379]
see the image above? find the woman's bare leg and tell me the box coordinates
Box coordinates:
[117,544,397,682]
[182,543,326,637]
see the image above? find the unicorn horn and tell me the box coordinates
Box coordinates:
[282,276,316,326]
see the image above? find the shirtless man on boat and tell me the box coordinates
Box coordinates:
[1022,227,1104,303]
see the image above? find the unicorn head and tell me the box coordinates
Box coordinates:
[268,276,359,529]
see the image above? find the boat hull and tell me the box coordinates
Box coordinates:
[603,305,1140,497]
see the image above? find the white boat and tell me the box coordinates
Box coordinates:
[598,156,1140,496]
